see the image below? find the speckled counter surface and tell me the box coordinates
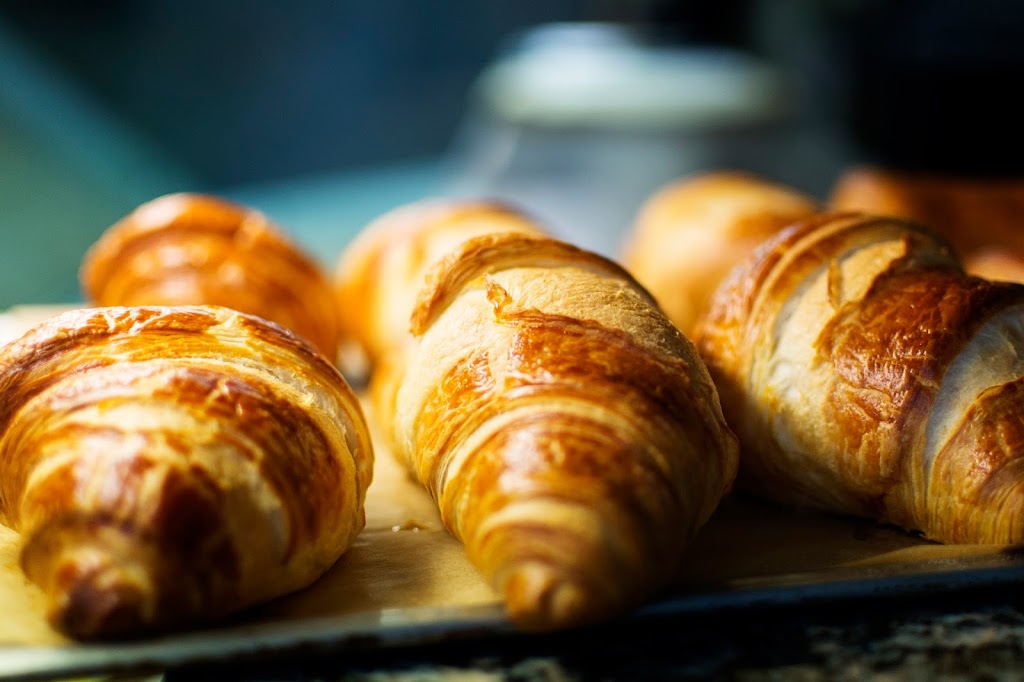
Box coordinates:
[164,591,1024,681]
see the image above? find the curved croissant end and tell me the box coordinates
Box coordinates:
[697,211,1024,545]
[381,230,739,630]
[80,193,342,361]
[830,166,1024,283]
[0,305,373,639]
[622,171,818,337]
[333,198,546,375]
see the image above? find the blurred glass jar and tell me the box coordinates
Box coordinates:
[445,22,844,258]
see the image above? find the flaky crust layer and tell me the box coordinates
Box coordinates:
[622,171,817,336]
[830,166,1024,283]
[697,212,1024,544]
[374,230,739,630]
[0,305,373,639]
[333,199,545,374]
[80,193,343,360]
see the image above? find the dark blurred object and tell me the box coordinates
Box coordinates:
[446,21,844,256]
[636,0,756,45]
[830,0,1024,177]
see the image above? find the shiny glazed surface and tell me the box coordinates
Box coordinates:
[697,212,1024,544]
[622,171,818,336]
[367,228,739,631]
[0,305,373,639]
[80,193,343,360]
[831,166,1024,283]
[333,198,544,373]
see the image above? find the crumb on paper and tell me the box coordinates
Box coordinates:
[391,520,430,532]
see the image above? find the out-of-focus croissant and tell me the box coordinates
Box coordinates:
[80,193,343,360]
[830,166,1024,282]
[696,211,1024,545]
[0,306,373,639]
[364,226,738,630]
[333,199,544,375]
[621,171,817,336]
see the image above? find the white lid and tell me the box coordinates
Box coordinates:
[476,22,791,130]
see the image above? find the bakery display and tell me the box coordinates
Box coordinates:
[358,223,739,630]
[80,193,343,360]
[333,198,545,376]
[696,211,1024,545]
[621,171,818,336]
[830,166,1024,282]
[0,305,373,639]
[6,159,1024,652]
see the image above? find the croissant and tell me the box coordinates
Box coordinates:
[80,193,343,360]
[696,211,1024,545]
[0,305,373,639]
[333,198,544,374]
[830,166,1024,282]
[621,171,817,336]
[367,228,739,630]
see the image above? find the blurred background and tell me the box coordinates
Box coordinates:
[2,0,1023,306]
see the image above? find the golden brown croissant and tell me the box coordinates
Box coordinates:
[830,166,1024,282]
[333,199,544,374]
[696,211,1024,545]
[621,171,817,336]
[80,193,343,360]
[0,305,373,639]
[367,229,739,630]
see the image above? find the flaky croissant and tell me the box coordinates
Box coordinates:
[333,199,544,374]
[368,229,739,630]
[80,193,343,360]
[621,171,817,336]
[696,211,1024,545]
[830,166,1024,283]
[0,305,373,639]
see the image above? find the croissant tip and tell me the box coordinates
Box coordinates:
[22,521,162,640]
[501,563,594,632]
[49,568,150,641]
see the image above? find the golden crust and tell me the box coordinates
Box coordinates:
[80,193,343,360]
[696,212,1024,544]
[0,305,373,639]
[333,199,545,374]
[410,232,658,336]
[372,224,738,630]
[830,166,1024,283]
[621,171,818,336]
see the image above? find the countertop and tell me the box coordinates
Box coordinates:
[163,590,1024,681]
